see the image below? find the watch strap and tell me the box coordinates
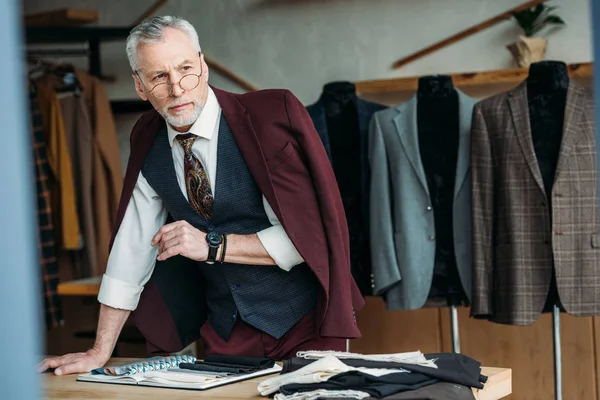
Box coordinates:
[207,244,219,264]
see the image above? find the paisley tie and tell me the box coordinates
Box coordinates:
[175,133,213,220]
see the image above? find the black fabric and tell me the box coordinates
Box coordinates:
[281,353,486,390]
[280,371,438,398]
[306,82,386,296]
[179,362,255,374]
[318,382,476,400]
[526,61,569,314]
[204,353,275,368]
[180,354,275,374]
[416,76,468,306]
[142,113,319,343]
[368,382,475,400]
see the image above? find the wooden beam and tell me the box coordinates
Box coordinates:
[205,55,260,92]
[132,0,170,26]
[391,0,548,70]
[25,8,98,27]
[356,62,592,94]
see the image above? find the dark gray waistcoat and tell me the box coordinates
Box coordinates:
[142,114,319,340]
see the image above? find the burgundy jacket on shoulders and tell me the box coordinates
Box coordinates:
[109,86,364,352]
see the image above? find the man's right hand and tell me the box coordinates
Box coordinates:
[39,304,131,375]
[38,348,110,376]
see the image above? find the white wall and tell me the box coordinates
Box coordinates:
[23,0,593,104]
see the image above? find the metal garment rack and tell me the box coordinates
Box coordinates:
[553,305,562,400]
[450,305,460,353]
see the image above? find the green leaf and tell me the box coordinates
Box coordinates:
[513,9,535,34]
[545,15,566,25]
[532,4,545,19]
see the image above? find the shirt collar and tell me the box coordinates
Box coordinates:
[167,87,220,147]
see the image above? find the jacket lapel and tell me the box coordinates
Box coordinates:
[454,90,476,200]
[509,82,546,195]
[553,82,585,184]
[393,94,429,195]
[211,86,282,219]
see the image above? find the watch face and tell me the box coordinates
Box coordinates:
[206,231,221,246]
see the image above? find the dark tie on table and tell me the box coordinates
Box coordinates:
[175,133,213,220]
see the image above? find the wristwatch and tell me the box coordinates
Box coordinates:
[205,231,222,265]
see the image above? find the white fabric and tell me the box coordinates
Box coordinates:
[257,355,408,396]
[296,350,437,369]
[274,389,371,400]
[98,87,304,311]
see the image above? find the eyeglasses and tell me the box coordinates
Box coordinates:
[148,73,201,99]
[136,59,203,99]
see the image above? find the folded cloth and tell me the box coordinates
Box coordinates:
[204,353,275,369]
[279,370,438,398]
[179,363,255,374]
[274,389,371,400]
[258,356,409,396]
[180,353,275,374]
[283,353,485,390]
[296,351,436,369]
[368,382,476,400]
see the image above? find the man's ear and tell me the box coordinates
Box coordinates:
[132,74,148,101]
[200,53,209,81]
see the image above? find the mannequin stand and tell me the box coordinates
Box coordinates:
[553,305,562,400]
[450,305,460,353]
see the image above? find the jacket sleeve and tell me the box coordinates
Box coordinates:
[470,104,494,317]
[367,114,401,295]
[283,90,363,338]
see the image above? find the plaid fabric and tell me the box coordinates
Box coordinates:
[470,80,600,325]
[30,84,62,328]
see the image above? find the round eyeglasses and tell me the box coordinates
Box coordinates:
[148,73,201,99]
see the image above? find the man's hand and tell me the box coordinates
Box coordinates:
[38,348,110,376]
[152,220,209,261]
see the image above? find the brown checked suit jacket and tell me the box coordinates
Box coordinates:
[470,80,600,325]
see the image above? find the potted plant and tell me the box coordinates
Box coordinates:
[506,3,566,68]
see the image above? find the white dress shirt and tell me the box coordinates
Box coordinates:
[98,88,304,311]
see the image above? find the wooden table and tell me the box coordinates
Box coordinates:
[44,357,512,399]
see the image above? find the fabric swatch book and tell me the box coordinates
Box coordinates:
[76,354,282,390]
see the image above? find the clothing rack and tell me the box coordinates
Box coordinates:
[25,26,131,78]
[553,305,562,400]
[450,305,460,353]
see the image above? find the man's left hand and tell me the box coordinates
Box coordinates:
[152,220,208,261]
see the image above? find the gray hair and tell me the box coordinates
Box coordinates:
[126,16,201,72]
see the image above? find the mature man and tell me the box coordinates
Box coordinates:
[39,16,363,375]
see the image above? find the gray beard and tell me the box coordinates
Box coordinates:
[160,103,203,128]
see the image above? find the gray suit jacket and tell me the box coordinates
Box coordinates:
[368,90,477,310]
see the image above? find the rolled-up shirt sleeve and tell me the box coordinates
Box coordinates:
[256,196,305,271]
[97,172,167,310]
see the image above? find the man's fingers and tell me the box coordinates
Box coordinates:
[55,360,88,376]
[38,359,52,372]
[39,353,84,372]
[159,228,182,246]
[151,221,186,246]
[157,244,183,261]
[159,237,181,255]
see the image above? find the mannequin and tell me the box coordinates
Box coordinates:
[316,82,371,295]
[526,61,569,314]
[416,75,468,307]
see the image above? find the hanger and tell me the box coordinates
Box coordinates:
[26,57,82,95]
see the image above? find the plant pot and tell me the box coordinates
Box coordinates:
[506,36,548,68]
